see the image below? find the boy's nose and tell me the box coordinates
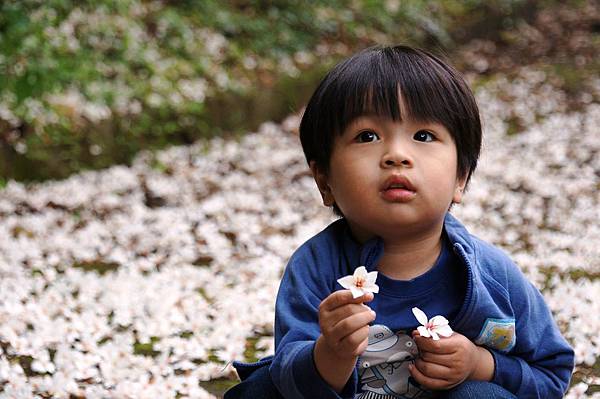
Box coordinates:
[381,147,413,168]
[383,158,411,167]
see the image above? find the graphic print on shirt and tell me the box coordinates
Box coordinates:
[474,318,516,352]
[356,325,430,399]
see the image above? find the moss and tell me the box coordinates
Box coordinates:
[549,63,590,94]
[570,359,600,393]
[199,378,238,397]
[537,265,600,293]
[179,330,194,339]
[243,336,261,363]
[207,350,222,364]
[568,269,600,281]
[97,336,111,345]
[17,355,35,377]
[133,337,161,357]
[11,225,35,239]
[72,260,120,275]
[505,116,525,136]
[193,254,214,267]
[197,287,213,304]
[149,156,172,175]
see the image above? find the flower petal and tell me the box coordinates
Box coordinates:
[435,324,453,338]
[412,307,429,326]
[430,315,450,328]
[354,266,368,279]
[337,275,355,290]
[417,326,430,338]
[366,283,379,294]
[430,330,440,340]
[366,271,378,285]
[350,286,364,298]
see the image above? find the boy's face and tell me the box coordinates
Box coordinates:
[312,112,466,243]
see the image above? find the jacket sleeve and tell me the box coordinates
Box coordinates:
[489,261,574,398]
[269,249,358,399]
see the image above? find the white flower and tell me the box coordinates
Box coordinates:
[412,307,453,340]
[337,266,379,299]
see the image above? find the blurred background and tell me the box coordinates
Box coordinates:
[0,1,599,398]
[1,0,597,184]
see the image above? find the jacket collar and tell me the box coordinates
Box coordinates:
[339,213,480,328]
[340,213,477,267]
[443,213,475,257]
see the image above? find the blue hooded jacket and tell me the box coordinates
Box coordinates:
[242,214,574,398]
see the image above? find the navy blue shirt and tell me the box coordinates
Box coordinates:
[372,232,466,332]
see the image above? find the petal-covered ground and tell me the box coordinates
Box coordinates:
[1,70,599,398]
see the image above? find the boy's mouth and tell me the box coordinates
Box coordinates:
[381,175,416,202]
[382,175,416,191]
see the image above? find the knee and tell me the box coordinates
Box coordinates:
[442,380,517,399]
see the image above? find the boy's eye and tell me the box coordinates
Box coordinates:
[413,130,435,142]
[356,130,380,143]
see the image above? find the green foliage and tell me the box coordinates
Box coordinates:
[72,260,120,275]
[133,337,161,357]
[199,378,238,397]
[0,0,537,181]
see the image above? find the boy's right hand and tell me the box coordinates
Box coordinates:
[317,290,376,359]
[313,290,376,392]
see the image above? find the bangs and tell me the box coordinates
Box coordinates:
[324,46,469,137]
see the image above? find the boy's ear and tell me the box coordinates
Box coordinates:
[309,161,335,207]
[452,174,468,204]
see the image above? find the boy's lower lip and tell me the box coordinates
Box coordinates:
[381,188,416,202]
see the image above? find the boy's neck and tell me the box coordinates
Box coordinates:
[376,226,444,281]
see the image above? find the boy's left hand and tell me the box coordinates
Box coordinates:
[408,331,494,390]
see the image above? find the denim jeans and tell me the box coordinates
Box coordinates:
[224,359,517,399]
[441,380,517,399]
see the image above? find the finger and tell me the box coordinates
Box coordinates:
[338,325,370,357]
[324,302,373,325]
[320,290,374,312]
[320,307,373,340]
[328,308,376,342]
[414,358,452,380]
[418,350,456,367]
[414,334,455,354]
[408,363,451,391]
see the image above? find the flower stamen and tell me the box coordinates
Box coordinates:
[337,266,379,299]
[412,307,453,341]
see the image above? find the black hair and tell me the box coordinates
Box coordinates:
[299,45,481,188]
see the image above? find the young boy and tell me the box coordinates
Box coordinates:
[225,45,574,399]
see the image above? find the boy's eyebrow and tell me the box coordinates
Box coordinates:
[344,115,450,135]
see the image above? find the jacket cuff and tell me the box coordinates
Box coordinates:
[276,341,358,398]
[490,349,521,395]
